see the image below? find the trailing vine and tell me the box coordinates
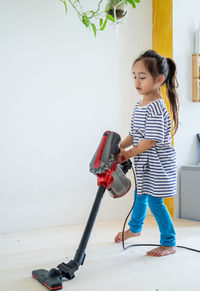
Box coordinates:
[60,0,141,36]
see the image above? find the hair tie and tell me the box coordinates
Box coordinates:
[162,58,168,82]
[163,57,167,64]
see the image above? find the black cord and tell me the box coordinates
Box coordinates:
[121,166,200,253]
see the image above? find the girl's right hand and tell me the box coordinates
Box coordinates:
[116,148,130,164]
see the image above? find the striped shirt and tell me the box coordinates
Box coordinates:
[129,98,177,197]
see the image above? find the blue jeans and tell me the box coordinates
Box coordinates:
[128,190,176,247]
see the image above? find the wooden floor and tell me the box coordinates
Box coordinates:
[0,215,200,291]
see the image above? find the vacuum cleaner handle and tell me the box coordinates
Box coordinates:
[89,130,121,175]
[90,130,132,198]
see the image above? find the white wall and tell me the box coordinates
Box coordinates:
[0,0,152,232]
[173,0,200,217]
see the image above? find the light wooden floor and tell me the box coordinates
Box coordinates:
[1,215,200,291]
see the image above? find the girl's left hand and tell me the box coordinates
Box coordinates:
[116,148,130,164]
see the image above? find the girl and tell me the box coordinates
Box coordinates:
[114,49,179,257]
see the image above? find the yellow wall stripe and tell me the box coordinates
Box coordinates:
[152,0,174,217]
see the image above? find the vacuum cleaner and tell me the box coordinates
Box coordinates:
[32,130,132,290]
[32,130,200,290]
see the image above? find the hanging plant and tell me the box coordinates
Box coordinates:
[60,0,141,36]
[105,0,128,20]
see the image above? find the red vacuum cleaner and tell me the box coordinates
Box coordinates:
[32,130,132,290]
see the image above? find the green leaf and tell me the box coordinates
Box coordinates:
[106,14,115,22]
[99,18,103,27]
[100,18,107,31]
[82,16,90,28]
[61,0,67,14]
[135,0,141,2]
[105,7,110,13]
[127,0,136,8]
[91,23,97,37]
[63,1,67,13]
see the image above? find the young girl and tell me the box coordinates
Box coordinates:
[114,49,179,257]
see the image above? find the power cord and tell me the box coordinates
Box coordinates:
[121,165,200,253]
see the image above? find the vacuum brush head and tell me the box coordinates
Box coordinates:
[32,268,62,290]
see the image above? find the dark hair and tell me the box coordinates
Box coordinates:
[133,49,179,135]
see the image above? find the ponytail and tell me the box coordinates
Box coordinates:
[165,58,179,135]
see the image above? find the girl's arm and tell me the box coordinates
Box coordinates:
[120,134,134,149]
[117,139,155,163]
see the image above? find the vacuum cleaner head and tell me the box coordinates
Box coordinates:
[90,131,131,198]
[32,268,62,290]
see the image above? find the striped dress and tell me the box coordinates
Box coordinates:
[129,98,177,198]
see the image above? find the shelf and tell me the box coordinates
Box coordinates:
[192,53,200,102]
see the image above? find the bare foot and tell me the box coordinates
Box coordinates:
[114,229,141,243]
[146,246,177,257]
